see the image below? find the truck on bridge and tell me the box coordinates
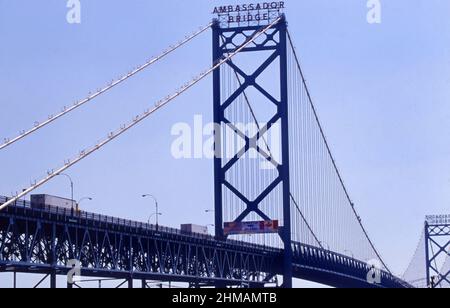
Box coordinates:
[30,194,76,211]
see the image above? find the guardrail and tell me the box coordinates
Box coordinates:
[0,196,280,253]
[292,242,413,288]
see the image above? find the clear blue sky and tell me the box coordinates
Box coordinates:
[1,0,449,287]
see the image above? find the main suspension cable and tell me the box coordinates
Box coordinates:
[0,23,213,151]
[287,30,391,273]
[0,18,282,211]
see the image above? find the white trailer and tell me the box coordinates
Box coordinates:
[181,224,209,235]
[31,194,76,211]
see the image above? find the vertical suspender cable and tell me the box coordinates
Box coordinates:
[220,33,323,249]
[287,30,391,273]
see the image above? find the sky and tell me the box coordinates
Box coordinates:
[0,0,450,288]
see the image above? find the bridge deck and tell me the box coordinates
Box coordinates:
[0,197,411,288]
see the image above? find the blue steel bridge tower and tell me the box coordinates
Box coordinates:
[425,216,450,288]
[212,15,293,288]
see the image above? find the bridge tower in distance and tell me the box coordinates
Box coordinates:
[425,215,450,288]
[212,13,293,288]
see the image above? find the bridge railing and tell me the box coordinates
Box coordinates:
[0,196,280,253]
[0,196,29,208]
[292,242,412,288]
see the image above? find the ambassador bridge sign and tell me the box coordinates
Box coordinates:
[426,215,450,225]
[213,2,285,27]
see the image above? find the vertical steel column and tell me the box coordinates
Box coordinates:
[212,19,224,240]
[425,222,431,288]
[278,19,293,288]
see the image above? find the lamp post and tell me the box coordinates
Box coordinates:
[142,194,161,226]
[77,197,93,212]
[148,212,163,225]
[58,173,74,213]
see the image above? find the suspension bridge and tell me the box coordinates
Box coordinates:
[0,12,445,288]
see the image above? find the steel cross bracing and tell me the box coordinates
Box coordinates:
[212,15,293,287]
[218,30,323,251]
[425,221,450,288]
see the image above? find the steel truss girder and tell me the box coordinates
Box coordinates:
[0,204,411,288]
[0,206,279,286]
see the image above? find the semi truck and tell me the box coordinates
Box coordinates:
[181,224,209,236]
[31,194,76,211]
